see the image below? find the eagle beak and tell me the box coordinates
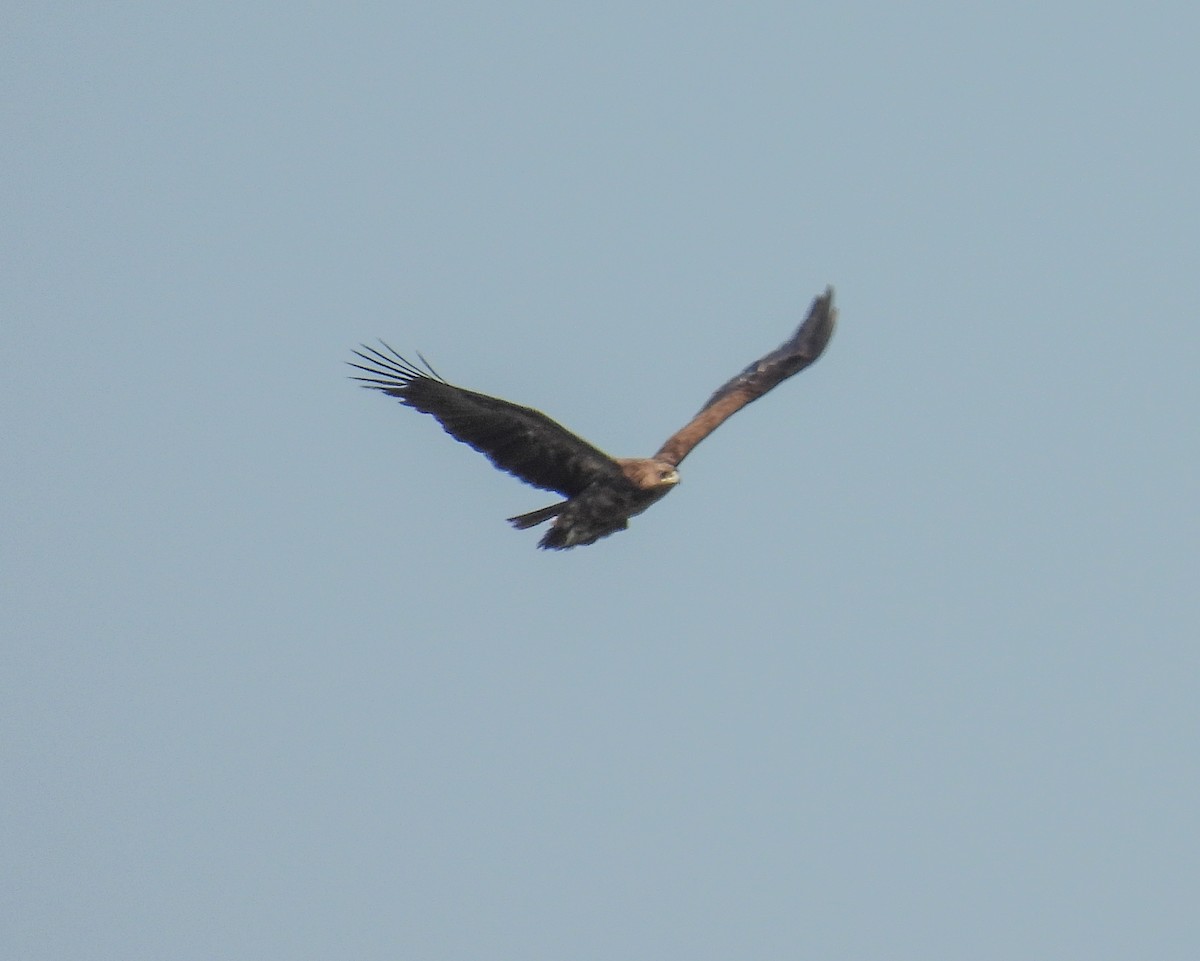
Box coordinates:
[665,470,680,485]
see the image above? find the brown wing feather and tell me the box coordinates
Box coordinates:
[654,286,836,467]
[350,343,626,496]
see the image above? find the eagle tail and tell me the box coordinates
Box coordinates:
[507,501,567,530]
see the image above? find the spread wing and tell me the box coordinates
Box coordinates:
[350,343,626,496]
[654,286,836,467]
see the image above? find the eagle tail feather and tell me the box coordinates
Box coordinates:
[507,502,566,530]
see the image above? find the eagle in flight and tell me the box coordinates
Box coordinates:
[351,286,836,549]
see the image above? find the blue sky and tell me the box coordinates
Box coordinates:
[5,3,1198,959]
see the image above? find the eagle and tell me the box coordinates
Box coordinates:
[350,286,836,549]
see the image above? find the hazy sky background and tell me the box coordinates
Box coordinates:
[5,3,1198,959]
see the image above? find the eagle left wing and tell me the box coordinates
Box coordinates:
[351,343,627,496]
[654,287,836,467]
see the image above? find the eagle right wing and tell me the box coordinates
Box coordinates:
[350,343,625,496]
[654,287,836,467]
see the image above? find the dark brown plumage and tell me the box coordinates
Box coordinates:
[350,286,836,548]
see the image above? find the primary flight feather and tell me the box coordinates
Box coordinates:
[350,286,836,549]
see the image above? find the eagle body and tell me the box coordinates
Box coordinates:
[508,458,680,548]
[351,287,835,549]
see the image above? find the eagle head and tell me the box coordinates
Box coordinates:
[618,458,680,491]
